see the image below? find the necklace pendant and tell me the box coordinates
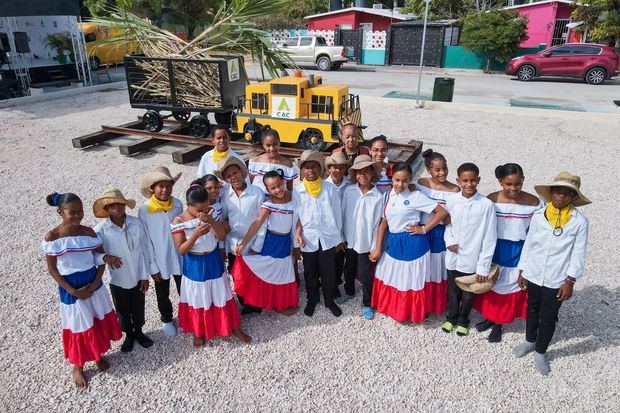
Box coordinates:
[553,226,563,237]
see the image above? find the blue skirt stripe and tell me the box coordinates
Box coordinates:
[183,250,224,282]
[386,231,430,262]
[260,231,291,259]
[492,239,525,268]
[428,224,446,253]
[58,267,103,305]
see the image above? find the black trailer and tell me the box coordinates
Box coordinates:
[124,55,247,138]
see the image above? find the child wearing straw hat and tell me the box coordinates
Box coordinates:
[94,188,156,353]
[138,166,183,337]
[340,155,383,319]
[324,152,352,301]
[294,150,344,317]
[513,171,590,375]
[215,156,265,315]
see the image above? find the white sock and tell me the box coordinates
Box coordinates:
[513,341,536,358]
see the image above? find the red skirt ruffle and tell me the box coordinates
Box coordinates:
[178,300,240,339]
[424,281,447,315]
[231,258,298,311]
[371,278,426,323]
[62,310,122,366]
[474,289,528,324]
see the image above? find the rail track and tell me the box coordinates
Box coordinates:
[72,118,423,166]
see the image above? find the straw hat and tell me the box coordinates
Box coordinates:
[214,156,248,181]
[325,152,350,169]
[534,171,591,207]
[140,166,182,198]
[93,188,136,218]
[297,150,325,177]
[347,154,382,181]
[455,265,500,294]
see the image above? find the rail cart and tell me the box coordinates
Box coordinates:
[123,55,246,138]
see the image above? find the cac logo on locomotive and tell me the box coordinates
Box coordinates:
[272,97,296,119]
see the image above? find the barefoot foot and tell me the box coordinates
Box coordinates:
[95,357,109,372]
[277,306,299,317]
[72,366,88,388]
[193,336,205,348]
[233,327,252,344]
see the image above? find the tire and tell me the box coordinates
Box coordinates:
[316,56,331,71]
[301,128,324,151]
[516,65,535,81]
[90,56,100,71]
[585,67,606,85]
[143,110,163,132]
[189,115,211,139]
[243,121,262,143]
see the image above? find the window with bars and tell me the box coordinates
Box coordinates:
[251,93,268,110]
[551,19,570,46]
[311,95,333,114]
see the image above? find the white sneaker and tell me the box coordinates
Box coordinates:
[163,321,177,336]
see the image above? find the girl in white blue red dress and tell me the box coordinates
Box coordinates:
[416,149,461,315]
[42,192,122,388]
[369,163,448,323]
[369,135,392,194]
[171,177,251,348]
[474,164,543,342]
[231,170,301,315]
[248,129,299,197]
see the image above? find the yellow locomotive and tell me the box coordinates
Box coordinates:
[233,72,362,151]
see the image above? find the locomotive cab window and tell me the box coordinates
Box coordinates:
[251,93,268,110]
[311,95,333,114]
[271,84,297,96]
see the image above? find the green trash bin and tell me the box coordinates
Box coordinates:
[432,77,455,102]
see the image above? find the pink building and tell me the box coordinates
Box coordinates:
[505,0,577,48]
[305,7,414,32]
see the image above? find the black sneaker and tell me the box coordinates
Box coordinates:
[120,334,134,353]
[488,324,503,343]
[304,301,317,317]
[327,304,343,317]
[475,319,494,333]
[134,331,154,348]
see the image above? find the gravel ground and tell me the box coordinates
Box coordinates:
[0,90,618,412]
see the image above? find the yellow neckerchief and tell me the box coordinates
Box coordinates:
[303,178,323,198]
[212,147,229,163]
[545,202,573,228]
[146,195,174,214]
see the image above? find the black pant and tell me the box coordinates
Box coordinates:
[343,249,374,307]
[302,244,337,308]
[110,284,146,333]
[526,281,563,354]
[446,270,476,327]
[227,253,262,313]
[334,249,346,296]
[154,275,181,323]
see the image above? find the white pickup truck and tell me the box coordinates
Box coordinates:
[280,36,348,71]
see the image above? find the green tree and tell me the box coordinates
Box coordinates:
[402,0,470,20]
[254,0,328,30]
[573,0,620,47]
[460,10,528,72]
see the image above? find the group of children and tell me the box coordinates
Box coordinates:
[43,123,590,387]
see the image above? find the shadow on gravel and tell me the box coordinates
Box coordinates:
[548,285,619,360]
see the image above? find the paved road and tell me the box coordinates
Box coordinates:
[245,63,620,113]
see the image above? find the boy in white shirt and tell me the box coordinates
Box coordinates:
[325,152,352,301]
[514,172,590,375]
[339,155,383,319]
[196,125,246,180]
[138,167,184,337]
[293,150,344,318]
[443,163,497,336]
[94,188,156,353]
